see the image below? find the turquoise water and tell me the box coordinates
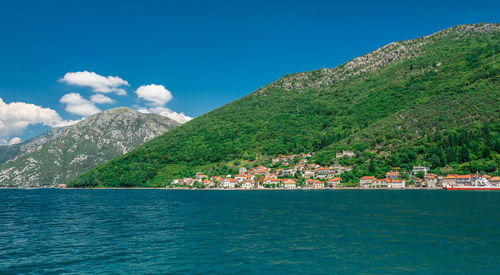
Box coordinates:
[0,189,499,274]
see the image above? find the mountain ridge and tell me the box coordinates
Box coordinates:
[0,107,179,187]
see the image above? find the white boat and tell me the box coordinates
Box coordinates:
[443,177,500,190]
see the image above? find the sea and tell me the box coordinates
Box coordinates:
[0,189,499,274]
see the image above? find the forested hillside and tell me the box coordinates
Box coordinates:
[70,23,499,187]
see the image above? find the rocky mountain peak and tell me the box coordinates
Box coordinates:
[0,108,180,187]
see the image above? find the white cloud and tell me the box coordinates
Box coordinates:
[135,107,151,114]
[0,98,63,138]
[90,94,115,104]
[53,119,82,128]
[7,137,21,145]
[59,71,129,95]
[144,106,193,124]
[134,84,192,123]
[135,84,173,106]
[59,93,101,117]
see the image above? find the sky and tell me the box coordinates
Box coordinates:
[0,0,498,144]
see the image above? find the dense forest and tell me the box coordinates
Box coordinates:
[70,24,499,188]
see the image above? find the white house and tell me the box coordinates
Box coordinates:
[222,178,237,188]
[241,181,254,189]
[387,179,405,189]
[282,179,297,189]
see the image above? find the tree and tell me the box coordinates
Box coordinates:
[368,159,376,173]
[460,147,470,163]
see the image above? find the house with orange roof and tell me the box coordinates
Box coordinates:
[386,170,400,180]
[386,179,405,189]
[303,170,316,178]
[442,174,472,185]
[315,167,333,179]
[262,177,282,185]
[235,174,250,183]
[489,177,500,186]
[424,175,438,188]
[307,164,321,170]
[195,173,208,181]
[202,179,215,188]
[327,177,342,187]
[360,176,376,188]
[222,178,237,188]
[306,179,324,189]
[182,178,195,186]
[241,180,255,189]
[280,168,297,177]
[210,176,223,183]
[282,179,297,189]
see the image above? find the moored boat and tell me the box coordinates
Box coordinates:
[443,177,500,190]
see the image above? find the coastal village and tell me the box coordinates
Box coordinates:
[171,152,500,190]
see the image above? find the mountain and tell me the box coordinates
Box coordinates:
[0,107,179,187]
[0,128,62,164]
[71,23,500,188]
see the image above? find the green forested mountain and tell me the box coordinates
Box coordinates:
[71,23,500,187]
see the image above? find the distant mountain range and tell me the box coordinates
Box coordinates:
[64,23,500,187]
[0,107,179,187]
[0,128,62,164]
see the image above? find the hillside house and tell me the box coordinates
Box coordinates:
[241,180,254,189]
[263,177,281,185]
[303,170,316,178]
[385,170,400,180]
[210,176,223,183]
[306,179,324,189]
[490,177,500,186]
[235,174,253,183]
[195,172,208,181]
[386,179,405,189]
[249,166,270,175]
[360,176,376,188]
[202,179,215,188]
[239,167,247,174]
[315,167,333,179]
[222,178,237,188]
[423,176,438,188]
[183,178,194,186]
[282,179,297,189]
[411,165,429,175]
[442,174,471,185]
[280,169,297,177]
[327,177,342,187]
[307,164,321,170]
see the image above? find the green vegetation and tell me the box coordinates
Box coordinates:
[70,24,500,188]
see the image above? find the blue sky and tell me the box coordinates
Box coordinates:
[0,0,498,143]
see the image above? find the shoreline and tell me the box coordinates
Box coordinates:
[1,187,445,190]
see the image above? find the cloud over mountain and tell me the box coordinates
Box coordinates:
[90,94,115,104]
[135,84,192,123]
[59,71,129,95]
[59,93,101,116]
[0,98,63,140]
